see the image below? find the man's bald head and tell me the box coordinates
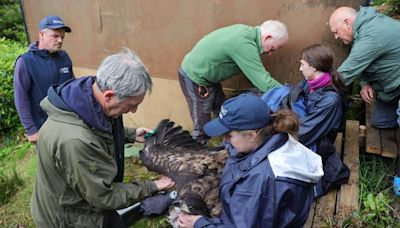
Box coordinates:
[329,7,357,45]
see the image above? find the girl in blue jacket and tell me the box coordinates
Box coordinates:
[261,44,350,198]
[262,44,348,148]
[178,93,324,228]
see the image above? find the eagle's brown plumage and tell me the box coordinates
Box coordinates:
[139,119,227,217]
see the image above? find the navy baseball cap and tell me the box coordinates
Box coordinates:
[204,93,271,137]
[39,15,71,32]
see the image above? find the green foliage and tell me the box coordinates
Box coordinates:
[0,139,31,162]
[359,154,394,197]
[373,0,400,17]
[352,192,398,226]
[0,167,24,206]
[351,154,400,226]
[0,38,26,135]
[132,216,171,228]
[0,0,27,44]
[385,0,400,16]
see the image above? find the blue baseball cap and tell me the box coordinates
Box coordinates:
[204,93,271,137]
[39,15,71,32]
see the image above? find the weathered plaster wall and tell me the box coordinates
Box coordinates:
[21,0,362,129]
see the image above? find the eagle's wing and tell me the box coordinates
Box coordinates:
[139,119,227,218]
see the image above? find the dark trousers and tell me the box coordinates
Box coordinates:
[178,69,226,141]
[371,97,399,129]
[103,210,126,228]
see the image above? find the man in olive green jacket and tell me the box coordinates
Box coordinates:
[31,49,174,228]
[329,6,400,128]
[179,20,288,143]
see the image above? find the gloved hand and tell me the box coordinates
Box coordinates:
[140,191,177,216]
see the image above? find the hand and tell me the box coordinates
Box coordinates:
[26,133,38,144]
[135,127,153,143]
[178,213,202,228]
[154,175,175,191]
[360,84,375,104]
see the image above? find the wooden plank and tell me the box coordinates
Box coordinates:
[334,132,343,154]
[381,129,398,158]
[336,120,360,226]
[312,191,337,227]
[311,133,343,227]
[304,201,316,228]
[365,104,381,154]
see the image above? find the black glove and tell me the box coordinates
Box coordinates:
[140,191,177,216]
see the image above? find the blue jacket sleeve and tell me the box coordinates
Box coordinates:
[194,175,273,227]
[298,92,344,146]
[13,57,38,135]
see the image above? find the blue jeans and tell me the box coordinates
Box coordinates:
[178,69,226,141]
[371,97,399,129]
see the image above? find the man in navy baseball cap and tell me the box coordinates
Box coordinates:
[204,93,271,136]
[39,15,71,32]
[14,15,74,143]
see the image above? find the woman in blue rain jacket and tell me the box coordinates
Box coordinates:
[178,93,324,227]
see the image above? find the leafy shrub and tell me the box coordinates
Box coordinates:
[0,0,27,44]
[0,38,26,135]
[373,0,400,17]
[352,192,399,226]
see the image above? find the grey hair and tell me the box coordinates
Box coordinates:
[260,20,289,42]
[40,28,52,33]
[96,48,153,99]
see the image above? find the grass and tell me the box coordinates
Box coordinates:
[351,153,400,227]
[0,168,24,205]
[0,133,399,227]
[0,136,36,227]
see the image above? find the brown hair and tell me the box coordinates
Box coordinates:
[300,44,348,98]
[257,109,299,139]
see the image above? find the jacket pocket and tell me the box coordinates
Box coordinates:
[64,206,104,228]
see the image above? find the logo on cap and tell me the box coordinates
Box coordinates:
[219,106,227,119]
[52,19,64,24]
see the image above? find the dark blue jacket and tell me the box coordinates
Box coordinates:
[194,134,323,227]
[14,41,74,134]
[297,80,346,147]
[261,80,346,147]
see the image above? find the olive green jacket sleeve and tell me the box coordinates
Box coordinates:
[58,138,158,209]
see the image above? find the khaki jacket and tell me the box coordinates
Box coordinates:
[31,98,158,227]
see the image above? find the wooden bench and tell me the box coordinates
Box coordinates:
[305,120,360,227]
[365,104,400,158]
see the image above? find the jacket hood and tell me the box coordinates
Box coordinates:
[354,7,378,33]
[268,135,324,183]
[29,41,39,51]
[29,41,59,58]
[47,76,112,132]
[227,133,287,162]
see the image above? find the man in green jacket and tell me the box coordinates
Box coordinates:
[31,49,174,228]
[179,20,288,143]
[329,6,400,128]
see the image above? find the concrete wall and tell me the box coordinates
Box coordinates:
[21,0,362,129]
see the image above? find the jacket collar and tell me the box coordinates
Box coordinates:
[237,133,288,171]
[29,41,58,58]
[255,26,264,55]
